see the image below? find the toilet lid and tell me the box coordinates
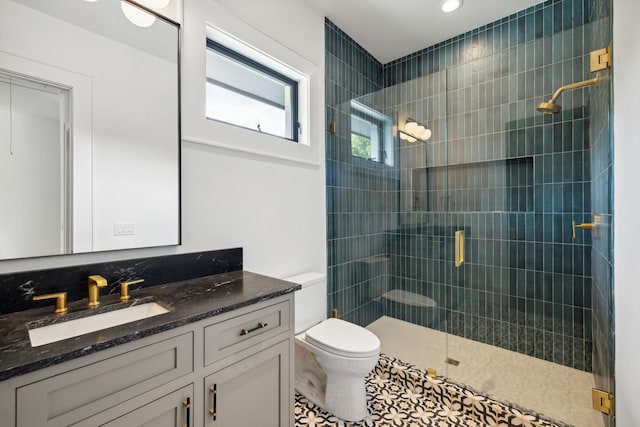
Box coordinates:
[305,318,380,358]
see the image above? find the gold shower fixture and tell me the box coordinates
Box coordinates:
[536,76,599,114]
[537,47,611,115]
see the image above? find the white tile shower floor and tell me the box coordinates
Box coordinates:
[366,316,604,427]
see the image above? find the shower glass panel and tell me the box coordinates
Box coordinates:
[330,69,450,373]
[338,44,603,427]
[384,69,450,374]
[441,46,598,424]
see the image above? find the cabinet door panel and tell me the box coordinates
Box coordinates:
[101,384,193,427]
[204,340,290,427]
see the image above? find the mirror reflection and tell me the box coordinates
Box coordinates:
[0,0,180,260]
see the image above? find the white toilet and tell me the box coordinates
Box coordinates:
[285,272,380,422]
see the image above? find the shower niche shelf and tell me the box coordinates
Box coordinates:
[411,156,534,213]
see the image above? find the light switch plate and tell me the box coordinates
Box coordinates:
[114,223,136,236]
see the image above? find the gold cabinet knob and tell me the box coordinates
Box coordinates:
[33,292,68,315]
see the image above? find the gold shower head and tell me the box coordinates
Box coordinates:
[536,76,599,114]
[536,101,562,114]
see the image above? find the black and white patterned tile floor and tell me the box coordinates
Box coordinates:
[295,354,568,427]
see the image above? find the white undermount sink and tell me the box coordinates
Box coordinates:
[28,302,169,347]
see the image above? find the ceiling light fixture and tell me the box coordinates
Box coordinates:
[120,0,170,28]
[137,0,171,8]
[441,0,463,13]
[121,1,156,28]
[399,118,432,143]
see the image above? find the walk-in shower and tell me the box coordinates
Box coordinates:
[325,0,614,425]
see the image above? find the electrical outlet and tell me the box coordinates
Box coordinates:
[114,223,136,236]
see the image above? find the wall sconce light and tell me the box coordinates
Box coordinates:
[399,118,432,142]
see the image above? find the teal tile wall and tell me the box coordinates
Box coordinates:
[326,0,611,373]
[325,20,390,326]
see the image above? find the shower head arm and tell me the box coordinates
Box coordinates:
[548,76,599,103]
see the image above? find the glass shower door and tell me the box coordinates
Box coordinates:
[441,40,612,426]
[379,68,451,375]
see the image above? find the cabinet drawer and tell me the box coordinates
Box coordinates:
[204,300,290,366]
[16,332,193,427]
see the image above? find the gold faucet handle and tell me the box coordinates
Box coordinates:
[572,219,597,239]
[120,279,144,302]
[33,292,68,315]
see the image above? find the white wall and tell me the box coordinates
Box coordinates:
[178,0,326,277]
[0,0,326,280]
[613,0,640,424]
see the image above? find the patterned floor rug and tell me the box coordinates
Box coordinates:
[294,354,568,427]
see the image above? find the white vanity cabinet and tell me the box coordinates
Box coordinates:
[0,294,294,427]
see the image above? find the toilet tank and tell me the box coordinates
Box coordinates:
[284,272,326,334]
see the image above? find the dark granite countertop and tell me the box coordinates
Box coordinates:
[0,270,299,381]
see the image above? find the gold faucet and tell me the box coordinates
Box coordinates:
[88,275,107,308]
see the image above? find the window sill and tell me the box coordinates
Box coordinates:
[182,134,322,166]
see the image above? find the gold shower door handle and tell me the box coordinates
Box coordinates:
[455,230,464,268]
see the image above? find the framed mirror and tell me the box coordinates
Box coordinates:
[0,0,180,260]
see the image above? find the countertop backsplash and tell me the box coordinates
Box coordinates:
[0,248,243,316]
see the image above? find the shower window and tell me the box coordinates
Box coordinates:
[350,101,393,165]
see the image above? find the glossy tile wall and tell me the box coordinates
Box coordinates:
[325,0,611,372]
[386,0,595,371]
[325,20,391,325]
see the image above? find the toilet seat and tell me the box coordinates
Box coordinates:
[305,318,380,358]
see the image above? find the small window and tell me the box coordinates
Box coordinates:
[350,101,393,165]
[206,40,298,141]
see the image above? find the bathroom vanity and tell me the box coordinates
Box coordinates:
[0,271,298,427]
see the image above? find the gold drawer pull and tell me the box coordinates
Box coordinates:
[182,397,191,427]
[240,322,268,336]
[209,385,217,420]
